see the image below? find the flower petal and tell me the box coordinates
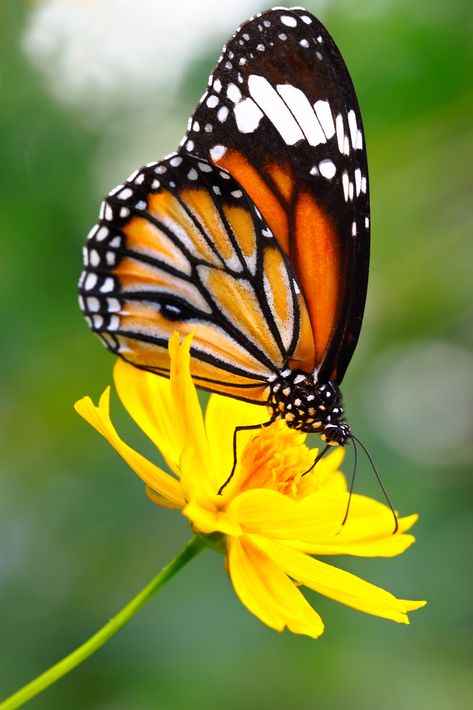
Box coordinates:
[74,389,184,508]
[169,331,208,460]
[183,501,243,536]
[169,332,211,479]
[114,357,183,477]
[252,536,426,623]
[227,537,324,638]
[227,488,340,538]
[228,488,419,557]
[289,532,417,558]
[205,393,269,487]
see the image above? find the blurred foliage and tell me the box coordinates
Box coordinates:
[1,0,472,708]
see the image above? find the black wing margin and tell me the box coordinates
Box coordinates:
[181,7,370,384]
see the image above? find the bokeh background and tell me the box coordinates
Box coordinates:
[1,0,472,708]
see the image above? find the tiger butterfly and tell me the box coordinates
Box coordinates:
[79,7,369,448]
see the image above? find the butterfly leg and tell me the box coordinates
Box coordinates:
[217,421,272,495]
[301,443,331,477]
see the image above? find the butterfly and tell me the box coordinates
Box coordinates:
[78,7,369,448]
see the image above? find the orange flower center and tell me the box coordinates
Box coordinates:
[236,421,315,498]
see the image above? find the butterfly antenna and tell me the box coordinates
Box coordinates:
[350,434,399,534]
[302,443,330,477]
[341,436,358,526]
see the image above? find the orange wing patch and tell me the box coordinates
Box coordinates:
[266,163,294,203]
[123,216,191,274]
[196,265,285,368]
[113,257,211,312]
[222,204,257,272]
[294,192,341,366]
[147,191,221,266]
[216,150,290,254]
[116,320,274,386]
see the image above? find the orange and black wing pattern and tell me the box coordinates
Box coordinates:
[79,153,314,402]
[182,7,370,383]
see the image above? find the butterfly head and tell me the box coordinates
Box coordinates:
[269,371,351,446]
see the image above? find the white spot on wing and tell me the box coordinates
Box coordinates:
[347,109,358,149]
[248,74,304,145]
[342,171,349,201]
[118,187,133,200]
[233,97,264,133]
[109,315,120,331]
[318,159,336,179]
[86,296,100,312]
[355,168,362,196]
[336,114,344,154]
[226,83,241,103]
[276,84,326,147]
[96,226,109,241]
[210,145,227,161]
[206,95,219,108]
[101,277,114,293]
[90,249,100,267]
[314,100,335,140]
[280,15,297,27]
[217,106,229,122]
[343,135,350,156]
[84,272,97,290]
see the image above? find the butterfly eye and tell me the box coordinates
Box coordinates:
[158,297,198,322]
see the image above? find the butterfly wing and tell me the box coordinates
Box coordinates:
[79,153,315,402]
[181,7,370,384]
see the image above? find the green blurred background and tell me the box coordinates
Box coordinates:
[1,0,472,708]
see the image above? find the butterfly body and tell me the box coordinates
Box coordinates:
[79,7,369,450]
[269,371,350,444]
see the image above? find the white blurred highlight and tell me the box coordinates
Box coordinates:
[22,0,258,109]
[363,341,473,467]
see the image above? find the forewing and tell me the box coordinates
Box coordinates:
[182,7,370,383]
[78,153,313,401]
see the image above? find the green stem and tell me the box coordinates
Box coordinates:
[0,535,206,710]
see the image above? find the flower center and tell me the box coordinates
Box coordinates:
[236,421,315,498]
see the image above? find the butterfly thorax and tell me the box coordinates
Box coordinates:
[269,370,351,445]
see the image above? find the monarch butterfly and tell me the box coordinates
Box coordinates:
[79,7,369,449]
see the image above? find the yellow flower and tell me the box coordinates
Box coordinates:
[75,333,425,638]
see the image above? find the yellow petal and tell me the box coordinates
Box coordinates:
[289,532,417,557]
[297,447,346,497]
[227,537,324,638]
[169,332,210,475]
[205,393,269,488]
[183,501,243,536]
[114,358,183,477]
[229,488,419,558]
[145,485,182,510]
[178,439,219,504]
[74,389,184,509]
[227,488,341,539]
[253,536,426,624]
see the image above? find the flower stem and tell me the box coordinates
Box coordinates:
[0,536,206,710]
